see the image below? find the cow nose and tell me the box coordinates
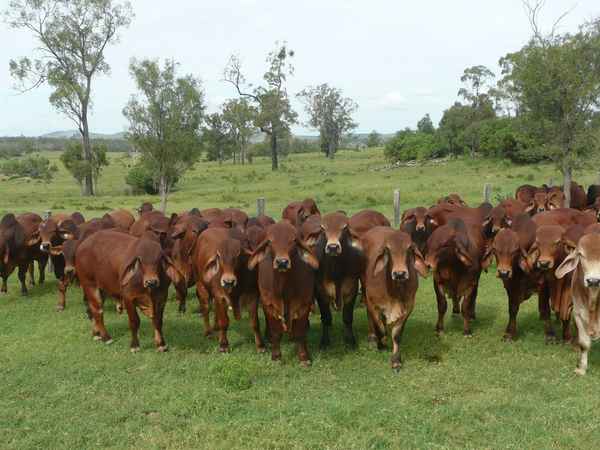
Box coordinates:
[392,270,408,281]
[144,279,159,288]
[537,260,551,269]
[537,208,545,213]
[275,258,290,271]
[585,277,600,288]
[415,224,426,232]
[497,269,511,279]
[221,277,237,289]
[40,242,50,252]
[326,243,341,255]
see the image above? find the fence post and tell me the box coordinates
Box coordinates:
[393,189,400,228]
[548,178,554,187]
[483,183,492,203]
[44,210,53,273]
[257,197,265,217]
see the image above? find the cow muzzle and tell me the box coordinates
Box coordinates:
[325,242,342,256]
[497,269,512,280]
[144,278,160,289]
[585,277,600,288]
[274,257,290,272]
[415,224,426,233]
[40,242,51,252]
[391,270,409,281]
[221,276,237,291]
[537,259,552,270]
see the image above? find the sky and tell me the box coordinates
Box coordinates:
[1,0,599,137]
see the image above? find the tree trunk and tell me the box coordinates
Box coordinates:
[271,133,278,170]
[80,112,95,196]
[328,139,335,159]
[159,175,168,213]
[563,165,572,208]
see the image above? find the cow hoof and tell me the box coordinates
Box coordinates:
[574,367,587,376]
[93,335,102,341]
[218,346,229,353]
[463,332,473,338]
[502,334,516,342]
[257,347,267,354]
[178,306,186,314]
[157,345,168,353]
[435,330,445,337]
[204,330,214,338]
[56,305,65,312]
[545,335,558,345]
[104,339,113,345]
[367,334,377,343]
[300,360,311,368]
[392,364,402,373]
[130,347,140,353]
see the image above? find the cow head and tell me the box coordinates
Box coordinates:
[401,207,430,234]
[120,237,182,289]
[482,206,511,238]
[556,234,600,338]
[483,229,520,280]
[438,193,466,207]
[137,202,154,216]
[548,189,565,210]
[38,217,78,252]
[248,222,318,273]
[526,191,549,215]
[373,231,428,281]
[525,225,566,271]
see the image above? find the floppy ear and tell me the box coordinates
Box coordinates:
[304,231,321,248]
[412,245,429,278]
[297,239,319,270]
[400,211,412,225]
[348,228,363,252]
[120,256,140,286]
[455,240,473,267]
[526,242,539,269]
[525,202,536,214]
[162,254,185,285]
[248,239,270,270]
[203,254,221,282]
[59,220,78,240]
[481,245,494,271]
[373,247,389,276]
[428,216,438,228]
[169,213,179,226]
[556,250,580,279]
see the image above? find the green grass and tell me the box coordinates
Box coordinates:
[2,150,600,449]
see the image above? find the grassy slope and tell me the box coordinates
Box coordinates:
[1,150,600,450]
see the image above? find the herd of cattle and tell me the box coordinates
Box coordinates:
[2,181,600,374]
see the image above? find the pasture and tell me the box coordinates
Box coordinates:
[2,149,600,449]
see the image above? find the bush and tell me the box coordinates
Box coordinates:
[384,129,442,162]
[125,162,180,195]
[0,155,56,180]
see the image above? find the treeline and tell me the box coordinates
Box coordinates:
[0,137,132,158]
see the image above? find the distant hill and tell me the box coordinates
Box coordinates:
[39,130,126,140]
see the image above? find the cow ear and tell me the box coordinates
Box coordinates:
[428,217,438,227]
[455,241,473,267]
[59,220,78,240]
[412,245,429,278]
[204,254,220,281]
[373,247,389,276]
[120,257,140,286]
[248,239,270,270]
[526,242,539,269]
[297,239,319,270]
[348,228,363,252]
[169,213,179,226]
[162,255,185,285]
[556,251,580,279]
[481,245,494,271]
[525,202,536,214]
[304,232,321,248]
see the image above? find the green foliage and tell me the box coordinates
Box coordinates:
[124,161,179,195]
[202,113,235,162]
[221,98,257,164]
[366,130,382,148]
[60,141,109,188]
[416,114,435,135]
[384,129,440,162]
[0,155,56,180]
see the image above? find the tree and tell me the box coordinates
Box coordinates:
[222,98,257,164]
[60,141,109,194]
[224,43,298,170]
[500,2,600,206]
[458,65,496,109]
[5,0,133,196]
[366,130,382,148]
[297,83,358,159]
[417,114,435,134]
[123,59,205,212]
[202,113,234,163]
[384,128,438,162]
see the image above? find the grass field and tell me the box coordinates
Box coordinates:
[2,149,600,449]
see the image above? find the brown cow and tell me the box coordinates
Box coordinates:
[107,209,135,230]
[437,193,467,206]
[282,198,321,226]
[516,184,539,204]
[482,214,538,340]
[248,222,319,365]
[300,212,363,348]
[75,230,182,351]
[532,208,597,229]
[555,233,600,375]
[247,215,276,229]
[130,211,178,250]
[361,227,428,371]
[192,228,262,352]
[137,202,154,216]
[400,207,432,255]
[425,218,488,336]
[426,202,492,229]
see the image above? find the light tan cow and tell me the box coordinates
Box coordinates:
[556,233,600,375]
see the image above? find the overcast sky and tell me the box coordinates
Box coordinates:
[1,0,598,137]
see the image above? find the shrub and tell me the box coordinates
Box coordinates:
[125,163,158,194]
[384,129,442,162]
[0,155,56,180]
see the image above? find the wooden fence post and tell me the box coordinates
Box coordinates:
[483,183,492,203]
[393,189,400,228]
[548,178,554,187]
[44,210,53,273]
[257,197,265,217]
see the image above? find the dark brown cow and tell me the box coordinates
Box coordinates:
[425,218,488,336]
[555,233,600,375]
[482,214,539,340]
[515,184,539,204]
[75,230,182,351]
[361,227,428,370]
[426,202,492,232]
[248,222,319,365]
[586,197,600,222]
[300,212,363,348]
[282,198,321,226]
[400,207,432,255]
[567,182,587,210]
[192,228,261,352]
[587,185,600,207]
[1,213,47,295]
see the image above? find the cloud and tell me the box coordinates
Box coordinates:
[376,91,407,111]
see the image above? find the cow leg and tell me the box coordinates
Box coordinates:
[82,293,92,320]
[17,263,28,296]
[538,286,556,344]
[175,281,187,314]
[266,312,283,362]
[366,309,378,343]
[365,299,386,350]
[152,298,168,352]
[37,255,47,285]
[84,286,112,343]
[468,281,479,320]
[196,283,213,337]
[342,294,357,348]
[504,290,521,341]
[1,275,8,293]
[56,276,67,311]
[124,300,141,352]
[561,318,573,343]
[215,299,230,353]
[28,262,35,287]
[390,318,408,372]
[461,289,474,337]
[292,317,311,367]
[248,296,265,353]
[434,282,447,336]
[315,292,332,349]
[451,297,460,314]
[574,314,590,375]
